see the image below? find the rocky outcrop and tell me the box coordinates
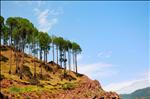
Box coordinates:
[0,47,121,99]
[46,76,121,99]
[1,76,121,99]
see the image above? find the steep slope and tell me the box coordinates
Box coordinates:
[121,87,150,99]
[0,46,121,99]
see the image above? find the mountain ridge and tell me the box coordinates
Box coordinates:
[121,87,150,99]
[0,46,121,99]
[116,79,150,94]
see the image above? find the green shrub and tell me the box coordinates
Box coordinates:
[62,83,75,90]
[9,86,21,93]
[9,86,36,93]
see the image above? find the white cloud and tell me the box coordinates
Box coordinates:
[34,8,58,32]
[49,7,63,16]
[103,76,150,94]
[103,70,150,94]
[97,50,112,58]
[78,62,118,79]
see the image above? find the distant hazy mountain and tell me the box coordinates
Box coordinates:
[121,87,150,99]
[117,78,149,94]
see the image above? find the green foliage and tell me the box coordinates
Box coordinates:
[9,86,21,93]
[1,15,82,84]
[9,86,37,93]
[72,42,82,54]
[0,16,4,25]
[38,32,51,50]
[62,82,76,90]
[6,17,18,28]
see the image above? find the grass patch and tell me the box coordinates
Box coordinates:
[9,86,21,93]
[62,82,76,90]
[8,85,56,94]
[9,86,38,93]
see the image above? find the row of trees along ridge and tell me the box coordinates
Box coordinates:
[0,16,82,80]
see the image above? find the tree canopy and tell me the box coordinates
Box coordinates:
[0,15,82,78]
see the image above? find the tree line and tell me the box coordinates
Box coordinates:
[0,16,82,79]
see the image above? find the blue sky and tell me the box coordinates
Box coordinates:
[1,1,149,93]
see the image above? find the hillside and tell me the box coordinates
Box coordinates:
[121,87,150,99]
[0,46,121,99]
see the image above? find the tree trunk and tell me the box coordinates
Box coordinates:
[72,51,75,72]
[52,43,54,62]
[46,51,47,63]
[44,51,45,62]
[34,57,36,78]
[8,50,12,74]
[68,50,71,71]
[64,51,67,78]
[72,52,74,71]
[9,27,12,74]
[56,46,58,65]
[40,50,43,77]
[75,53,78,74]
[33,44,36,79]
[59,50,62,67]
[40,49,42,60]
[20,43,25,79]
[15,46,19,74]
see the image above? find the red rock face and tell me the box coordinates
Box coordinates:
[0,47,121,99]
[46,76,122,99]
[101,92,122,99]
[1,76,121,99]
[1,79,13,88]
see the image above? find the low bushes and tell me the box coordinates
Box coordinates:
[62,82,76,90]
